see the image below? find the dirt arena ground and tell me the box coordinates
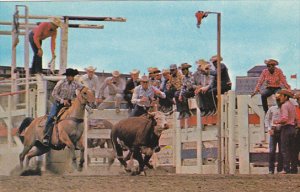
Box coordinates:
[1,167,300,192]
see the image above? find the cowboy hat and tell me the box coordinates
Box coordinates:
[140,75,149,82]
[277,89,294,98]
[112,70,120,77]
[210,55,223,62]
[49,17,62,27]
[148,67,160,74]
[181,63,191,70]
[130,69,140,75]
[84,66,96,72]
[169,64,177,70]
[294,93,300,99]
[264,59,279,65]
[63,68,79,77]
[196,59,210,70]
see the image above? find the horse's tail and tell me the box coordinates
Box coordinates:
[18,117,34,143]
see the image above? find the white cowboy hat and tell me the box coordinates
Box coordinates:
[49,17,62,27]
[112,70,120,77]
[84,66,97,72]
[130,69,140,75]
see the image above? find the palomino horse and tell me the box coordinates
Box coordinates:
[18,86,95,172]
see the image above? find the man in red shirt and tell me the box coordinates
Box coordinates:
[251,59,291,113]
[29,17,62,75]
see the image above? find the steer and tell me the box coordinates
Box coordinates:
[110,111,169,175]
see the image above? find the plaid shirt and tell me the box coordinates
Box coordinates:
[180,73,194,96]
[255,67,290,92]
[52,79,83,103]
[167,71,183,91]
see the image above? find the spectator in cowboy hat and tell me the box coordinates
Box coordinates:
[131,75,166,116]
[43,68,82,146]
[274,89,297,174]
[159,69,175,113]
[209,55,232,94]
[251,59,291,113]
[175,63,195,121]
[80,66,101,103]
[98,70,125,113]
[193,59,216,116]
[123,69,140,112]
[29,17,62,75]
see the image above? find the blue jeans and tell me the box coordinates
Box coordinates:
[269,131,283,172]
[44,101,64,136]
[261,87,281,113]
[29,31,43,74]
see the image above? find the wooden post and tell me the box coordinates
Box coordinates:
[237,95,250,174]
[216,12,222,174]
[59,18,68,74]
[227,91,236,174]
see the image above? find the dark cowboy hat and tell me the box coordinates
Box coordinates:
[63,68,79,76]
[181,63,192,70]
[264,59,278,65]
[277,89,294,98]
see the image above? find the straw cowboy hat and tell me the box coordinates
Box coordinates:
[112,70,120,77]
[181,63,192,70]
[210,55,223,62]
[196,59,210,71]
[277,89,294,98]
[49,17,62,27]
[264,59,279,65]
[84,66,96,72]
[130,69,140,75]
[63,68,79,77]
[294,93,300,99]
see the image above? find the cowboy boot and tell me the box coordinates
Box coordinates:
[43,118,54,146]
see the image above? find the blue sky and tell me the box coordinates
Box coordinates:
[0,1,299,89]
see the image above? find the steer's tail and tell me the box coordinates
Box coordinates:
[18,117,34,143]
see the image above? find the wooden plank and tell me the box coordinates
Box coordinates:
[87,129,111,139]
[237,95,250,174]
[87,148,114,158]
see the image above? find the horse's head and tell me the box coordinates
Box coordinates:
[77,87,95,107]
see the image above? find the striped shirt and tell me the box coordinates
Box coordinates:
[132,85,166,107]
[32,22,57,54]
[255,67,290,92]
[52,79,83,103]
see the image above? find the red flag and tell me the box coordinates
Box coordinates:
[291,74,297,79]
